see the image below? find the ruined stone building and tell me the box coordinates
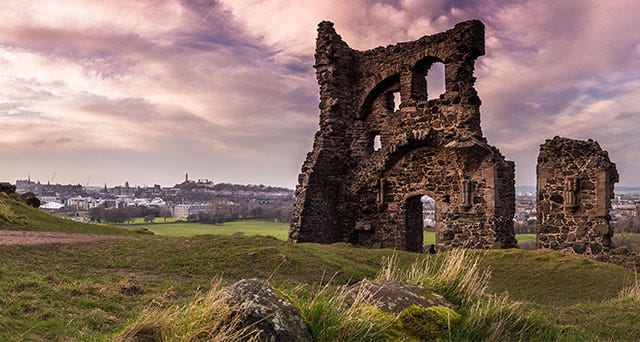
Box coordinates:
[536,137,619,255]
[289,20,518,252]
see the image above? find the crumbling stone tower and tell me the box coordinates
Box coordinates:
[289,20,517,252]
[537,136,619,255]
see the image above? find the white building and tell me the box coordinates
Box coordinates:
[38,196,63,204]
[66,196,99,211]
[174,203,213,218]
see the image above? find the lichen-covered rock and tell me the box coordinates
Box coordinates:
[225,279,312,342]
[343,279,454,313]
[395,304,461,340]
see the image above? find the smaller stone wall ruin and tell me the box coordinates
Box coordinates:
[536,136,619,255]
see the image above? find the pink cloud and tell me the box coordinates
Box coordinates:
[0,0,639,187]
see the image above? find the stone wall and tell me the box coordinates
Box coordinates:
[289,20,517,252]
[536,136,619,255]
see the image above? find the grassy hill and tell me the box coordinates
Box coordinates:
[1,196,639,340]
[0,193,130,235]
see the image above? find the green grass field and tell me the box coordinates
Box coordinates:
[133,221,538,247]
[136,220,291,240]
[128,216,181,224]
[2,197,640,340]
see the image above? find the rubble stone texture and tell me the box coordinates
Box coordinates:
[289,20,518,252]
[537,136,619,255]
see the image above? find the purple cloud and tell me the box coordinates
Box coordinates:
[0,0,638,188]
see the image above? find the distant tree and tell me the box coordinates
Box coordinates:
[251,207,264,218]
[159,207,172,222]
[89,207,105,221]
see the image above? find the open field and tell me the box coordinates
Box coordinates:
[135,220,290,240]
[131,221,540,247]
[128,216,181,224]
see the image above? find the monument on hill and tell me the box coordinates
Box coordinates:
[289,20,518,252]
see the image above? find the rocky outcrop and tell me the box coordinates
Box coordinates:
[19,192,40,208]
[225,278,312,342]
[344,279,460,341]
[0,182,40,208]
[0,182,16,195]
[343,279,454,313]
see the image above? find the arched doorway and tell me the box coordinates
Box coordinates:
[405,194,436,252]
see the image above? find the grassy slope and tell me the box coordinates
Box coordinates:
[1,202,638,340]
[479,249,634,306]
[1,232,638,340]
[0,236,407,340]
[0,193,130,235]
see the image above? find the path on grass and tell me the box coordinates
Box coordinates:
[0,230,127,246]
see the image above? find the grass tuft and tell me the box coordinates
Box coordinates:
[378,249,556,340]
[619,271,640,300]
[378,249,490,305]
[289,280,395,342]
[115,277,259,342]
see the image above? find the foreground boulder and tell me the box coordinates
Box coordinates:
[225,278,312,342]
[344,279,460,341]
[344,279,455,313]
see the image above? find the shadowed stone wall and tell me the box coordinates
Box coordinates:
[289,20,517,252]
[537,136,619,255]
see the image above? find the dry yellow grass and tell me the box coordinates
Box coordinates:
[115,278,259,342]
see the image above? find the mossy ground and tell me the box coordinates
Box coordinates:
[395,305,461,341]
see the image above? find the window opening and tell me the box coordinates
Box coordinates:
[426,62,445,100]
[393,92,401,111]
[373,135,382,151]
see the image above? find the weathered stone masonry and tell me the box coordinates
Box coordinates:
[537,136,619,255]
[289,20,518,252]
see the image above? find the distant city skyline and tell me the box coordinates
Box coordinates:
[1,1,639,188]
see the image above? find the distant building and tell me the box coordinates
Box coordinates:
[38,196,63,204]
[174,203,212,218]
[66,196,98,211]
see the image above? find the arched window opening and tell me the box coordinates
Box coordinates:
[373,134,382,151]
[393,91,401,111]
[426,62,445,100]
[359,74,400,118]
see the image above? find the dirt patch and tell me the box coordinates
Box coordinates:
[0,230,127,246]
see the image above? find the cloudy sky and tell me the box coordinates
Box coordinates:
[0,0,638,188]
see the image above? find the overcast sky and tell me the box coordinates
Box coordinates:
[1,0,639,188]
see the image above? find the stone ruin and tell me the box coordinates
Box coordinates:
[289,20,518,252]
[536,136,619,255]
